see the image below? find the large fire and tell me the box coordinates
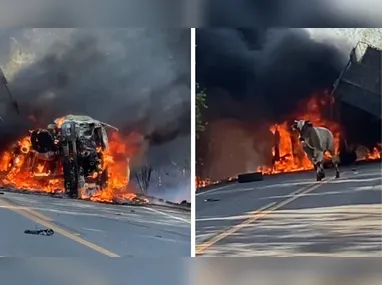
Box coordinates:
[0,126,148,204]
[80,131,145,203]
[257,94,342,175]
[196,93,381,188]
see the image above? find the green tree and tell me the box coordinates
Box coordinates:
[196,83,207,139]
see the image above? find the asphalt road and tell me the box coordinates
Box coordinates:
[196,163,382,256]
[0,191,190,257]
[1,257,381,285]
[0,258,189,285]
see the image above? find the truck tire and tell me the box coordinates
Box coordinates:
[237,172,263,183]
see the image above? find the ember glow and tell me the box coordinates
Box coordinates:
[196,92,381,189]
[195,176,236,188]
[0,130,148,204]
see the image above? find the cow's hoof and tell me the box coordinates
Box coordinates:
[335,172,340,179]
[316,172,325,181]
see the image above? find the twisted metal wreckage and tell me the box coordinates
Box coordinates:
[31,114,118,199]
[2,111,149,203]
[0,67,125,200]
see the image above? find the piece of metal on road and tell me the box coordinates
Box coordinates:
[0,197,120,257]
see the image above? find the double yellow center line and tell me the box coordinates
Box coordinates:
[196,176,336,255]
[0,197,120,257]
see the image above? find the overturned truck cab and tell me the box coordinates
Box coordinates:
[30,115,118,198]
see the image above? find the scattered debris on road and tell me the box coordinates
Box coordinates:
[24,228,54,236]
[0,186,191,210]
[204,198,220,202]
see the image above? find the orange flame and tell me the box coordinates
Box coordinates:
[55,116,66,128]
[196,93,381,188]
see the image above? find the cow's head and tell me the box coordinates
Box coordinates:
[291,120,313,132]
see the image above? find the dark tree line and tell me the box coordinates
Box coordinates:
[196,83,207,140]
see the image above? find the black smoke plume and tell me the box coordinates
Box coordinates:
[203,0,380,27]
[197,28,349,122]
[0,29,190,154]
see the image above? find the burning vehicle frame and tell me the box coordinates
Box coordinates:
[4,115,119,199]
[1,116,190,208]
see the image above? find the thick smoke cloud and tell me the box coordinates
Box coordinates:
[196,28,352,179]
[197,28,349,122]
[0,29,190,148]
[203,0,381,27]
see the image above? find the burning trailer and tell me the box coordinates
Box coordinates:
[330,41,382,162]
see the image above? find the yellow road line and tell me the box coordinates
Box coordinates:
[196,177,335,255]
[0,198,120,257]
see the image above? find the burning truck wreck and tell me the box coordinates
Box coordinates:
[10,115,114,198]
[0,114,149,205]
